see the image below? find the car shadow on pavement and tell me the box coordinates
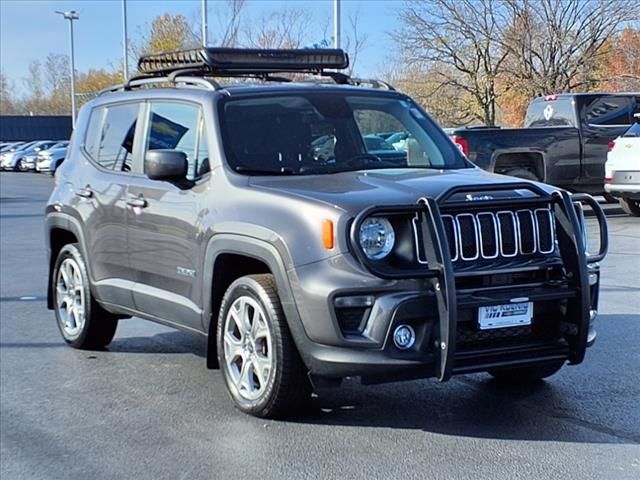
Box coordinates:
[107,331,206,357]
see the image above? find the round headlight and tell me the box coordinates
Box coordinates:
[359,217,395,260]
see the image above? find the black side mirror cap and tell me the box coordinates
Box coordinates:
[144,149,188,181]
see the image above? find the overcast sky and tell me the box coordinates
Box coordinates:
[1,0,401,94]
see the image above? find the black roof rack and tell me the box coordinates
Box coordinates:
[98,47,395,95]
[138,47,349,75]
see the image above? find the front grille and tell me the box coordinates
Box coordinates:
[441,208,555,263]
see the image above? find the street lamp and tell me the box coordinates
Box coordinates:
[55,10,79,128]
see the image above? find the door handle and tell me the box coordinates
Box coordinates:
[75,186,93,198]
[126,197,147,208]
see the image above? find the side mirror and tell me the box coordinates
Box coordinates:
[144,149,188,181]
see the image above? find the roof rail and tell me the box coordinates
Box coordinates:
[98,75,220,96]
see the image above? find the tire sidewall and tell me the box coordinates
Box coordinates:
[53,244,93,347]
[217,278,284,415]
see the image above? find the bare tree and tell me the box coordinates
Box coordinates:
[344,10,368,76]
[501,0,633,95]
[209,0,247,47]
[244,8,312,49]
[0,73,19,115]
[396,0,510,126]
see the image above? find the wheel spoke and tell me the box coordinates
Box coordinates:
[238,357,253,393]
[253,354,271,386]
[223,332,244,361]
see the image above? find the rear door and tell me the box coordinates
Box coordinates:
[126,100,211,331]
[579,95,634,186]
[74,101,144,308]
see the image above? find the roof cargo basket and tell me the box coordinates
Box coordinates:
[138,47,349,75]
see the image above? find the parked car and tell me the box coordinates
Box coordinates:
[23,141,67,171]
[452,93,640,194]
[1,141,38,170]
[46,47,607,419]
[605,114,640,216]
[2,140,56,171]
[36,146,69,174]
[25,141,68,172]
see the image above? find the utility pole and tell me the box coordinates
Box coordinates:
[122,0,129,81]
[55,10,79,128]
[202,0,208,47]
[333,0,341,49]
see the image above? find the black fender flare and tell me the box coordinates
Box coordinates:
[45,212,93,309]
[201,234,312,369]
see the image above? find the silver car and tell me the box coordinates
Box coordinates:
[2,141,55,171]
[36,146,68,174]
[23,141,67,171]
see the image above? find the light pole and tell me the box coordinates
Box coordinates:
[201,0,208,47]
[122,0,129,81]
[55,10,79,128]
[333,0,341,49]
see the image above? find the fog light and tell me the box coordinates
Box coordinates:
[393,325,415,350]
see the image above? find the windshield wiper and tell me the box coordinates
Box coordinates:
[234,166,299,176]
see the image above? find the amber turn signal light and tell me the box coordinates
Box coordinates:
[322,219,334,250]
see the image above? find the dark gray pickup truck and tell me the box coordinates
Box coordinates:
[452,93,640,195]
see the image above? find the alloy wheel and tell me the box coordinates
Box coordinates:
[56,257,86,338]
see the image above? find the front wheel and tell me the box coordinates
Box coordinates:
[502,167,540,182]
[15,159,25,172]
[487,361,564,384]
[620,197,640,217]
[53,243,118,349]
[217,274,310,418]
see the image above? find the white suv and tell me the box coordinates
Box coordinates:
[605,115,640,216]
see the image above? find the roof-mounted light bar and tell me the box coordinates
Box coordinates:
[138,47,349,75]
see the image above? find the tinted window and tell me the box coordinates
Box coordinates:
[525,99,576,127]
[145,102,209,180]
[585,96,632,126]
[219,93,465,175]
[86,103,139,171]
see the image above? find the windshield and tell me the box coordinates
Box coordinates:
[218,92,468,175]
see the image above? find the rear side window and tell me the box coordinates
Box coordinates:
[145,102,209,180]
[624,122,640,137]
[85,103,139,172]
[525,99,577,127]
[585,96,632,126]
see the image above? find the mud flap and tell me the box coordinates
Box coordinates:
[418,197,457,382]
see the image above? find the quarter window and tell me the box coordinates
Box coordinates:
[585,97,632,126]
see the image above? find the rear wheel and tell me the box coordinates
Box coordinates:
[15,159,25,172]
[603,193,618,204]
[53,244,118,349]
[620,197,640,217]
[217,274,310,418]
[488,361,564,384]
[502,167,540,182]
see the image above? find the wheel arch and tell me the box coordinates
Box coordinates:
[202,234,307,370]
[46,213,90,310]
[491,149,546,182]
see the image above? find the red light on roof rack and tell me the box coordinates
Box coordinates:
[544,95,559,101]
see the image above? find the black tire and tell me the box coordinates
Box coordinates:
[620,197,640,217]
[488,361,564,384]
[14,159,25,172]
[217,274,311,418]
[52,243,118,349]
[603,193,618,204]
[502,167,540,182]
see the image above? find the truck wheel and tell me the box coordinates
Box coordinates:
[603,193,618,204]
[620,197,640,217]
[217,274,310,418]
[487,361,564,384]
[502,167,540,182]
[53,244,118,349]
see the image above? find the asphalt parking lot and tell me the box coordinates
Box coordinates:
[1,171,639,480]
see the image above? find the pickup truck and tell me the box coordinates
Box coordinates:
[452,93,640,195]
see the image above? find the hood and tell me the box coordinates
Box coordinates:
[249,167,554,214]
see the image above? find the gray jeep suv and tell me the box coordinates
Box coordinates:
[45,48,608,418]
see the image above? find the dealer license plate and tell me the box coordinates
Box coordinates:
[478,302,533,330]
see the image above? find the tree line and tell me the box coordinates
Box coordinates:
[1,0,638,128]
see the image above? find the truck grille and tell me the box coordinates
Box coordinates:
[441,208,555,262]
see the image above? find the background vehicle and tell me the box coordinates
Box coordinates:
[452,93,639,194]
[45,47,607,419]
[24,141,68,171]
[36,145,69,174]
[605,114,640,216]
[1,141,38,170]
[0,141,24,153]
[2,140,56,171]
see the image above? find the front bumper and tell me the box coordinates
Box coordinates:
[288,187,607,384]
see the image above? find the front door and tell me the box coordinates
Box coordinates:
[126,101,211,331]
